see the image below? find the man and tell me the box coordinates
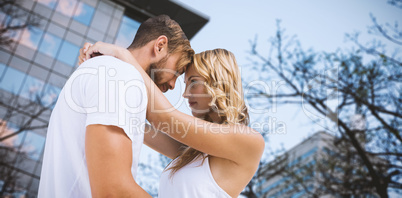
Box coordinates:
[38,15,194,197]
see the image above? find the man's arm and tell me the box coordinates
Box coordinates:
[86,124,152,198]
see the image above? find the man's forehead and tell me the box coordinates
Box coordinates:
[178,67,186,76]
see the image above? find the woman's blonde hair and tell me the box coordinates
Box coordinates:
[167,49,249,175]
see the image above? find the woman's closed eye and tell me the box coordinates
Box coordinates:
[184,79,198,85]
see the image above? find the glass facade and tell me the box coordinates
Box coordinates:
[0,0,140,196]
[115,15,141,47]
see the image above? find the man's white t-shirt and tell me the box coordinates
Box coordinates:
[38,56,148,197]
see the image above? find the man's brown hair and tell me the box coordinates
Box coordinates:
[128,15,194,72]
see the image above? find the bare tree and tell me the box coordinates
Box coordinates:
[257,133,388,198]
[244,2,401,197]
[0,88,57,196]
[313,137,388,197]
[0,138,34,196]
[0,0,39,47]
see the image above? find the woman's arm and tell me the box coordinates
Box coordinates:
[148,106,265,166]
[144,124,184,159]
[78,42,139,66]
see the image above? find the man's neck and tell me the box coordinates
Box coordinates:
[128,48,151,71]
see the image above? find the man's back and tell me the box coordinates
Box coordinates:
[38,56,147,197]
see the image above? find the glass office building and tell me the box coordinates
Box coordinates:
[0,0,208,196]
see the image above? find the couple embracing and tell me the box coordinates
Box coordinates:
[38,15,264,198]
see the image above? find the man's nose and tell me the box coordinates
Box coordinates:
[167,76,178,90]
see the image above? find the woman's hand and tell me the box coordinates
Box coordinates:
[78,42,93,65]
[78,41,135,65]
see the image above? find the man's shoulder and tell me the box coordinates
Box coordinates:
[80,55,131,69]
[79,56,143,79]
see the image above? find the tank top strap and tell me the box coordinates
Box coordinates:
[203,156,232,197]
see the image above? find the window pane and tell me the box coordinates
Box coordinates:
[0,120,24,148]
[20,26,43,50]
[37,0,57,9]
[56,0,78,17]
[0,63,6,79]
[0,66,25,95]
[38,33,62,58]
[19,75,45,101]
[115,16,140,48]
[21,131,45,160]
[56,41,79,66]
[73,2,95,26]
[42,83,61,107]
[0,11,6,23]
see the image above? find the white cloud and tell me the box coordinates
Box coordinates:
[56,0,77,17]
[41,33,60,56]
[20,28,38,50]
[74,2,84,17]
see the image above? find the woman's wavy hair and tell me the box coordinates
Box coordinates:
[166,49,249,176]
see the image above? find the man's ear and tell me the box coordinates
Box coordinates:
[154,35,168,55]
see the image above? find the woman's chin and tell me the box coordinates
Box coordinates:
[191,111,208,119]
[191,112,204,119]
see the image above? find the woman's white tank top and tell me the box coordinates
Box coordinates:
[158,155,232,198]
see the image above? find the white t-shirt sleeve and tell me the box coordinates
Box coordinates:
[82,57,148,141]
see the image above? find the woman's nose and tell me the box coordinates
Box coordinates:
[182,86,190,98]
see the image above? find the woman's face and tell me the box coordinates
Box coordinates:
[183,65,212,118]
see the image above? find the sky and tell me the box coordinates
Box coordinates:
[176,0,401,59]
[139,0,401,193]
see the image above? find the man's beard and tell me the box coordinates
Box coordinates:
[146,55,169,85]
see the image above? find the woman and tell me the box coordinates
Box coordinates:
[79,43,264,197]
